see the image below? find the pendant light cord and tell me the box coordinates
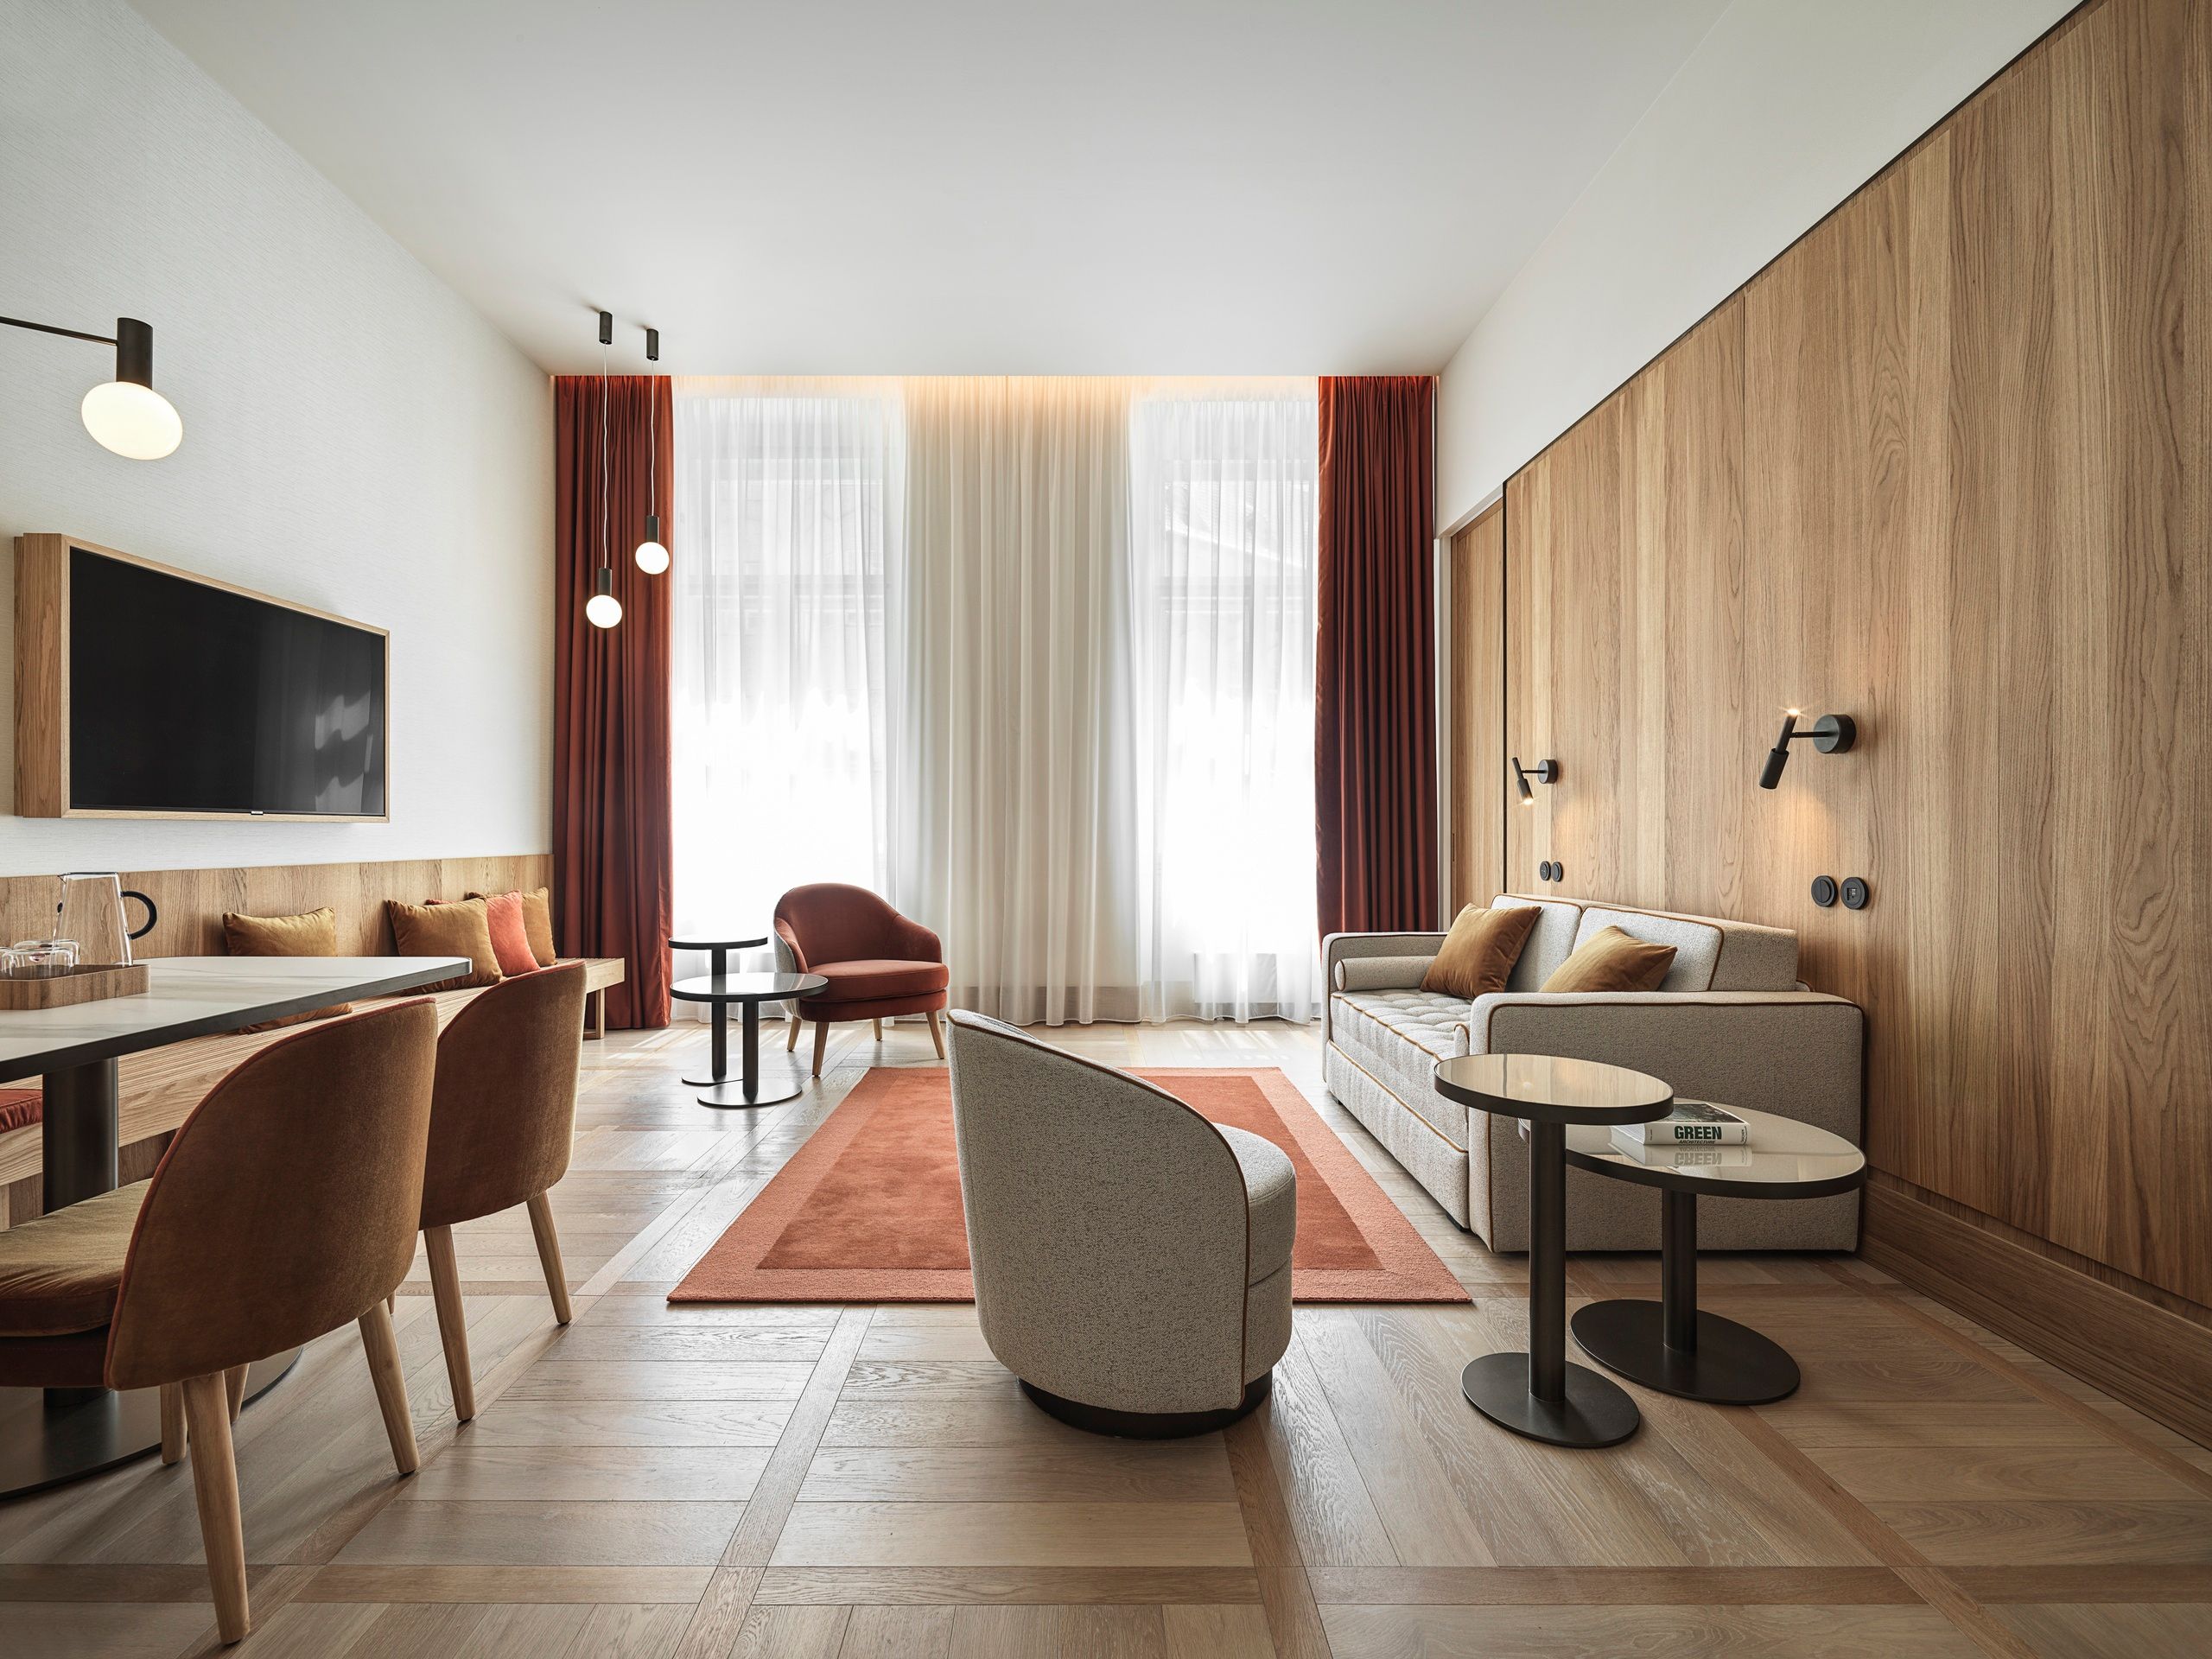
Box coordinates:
[598,336,609,571]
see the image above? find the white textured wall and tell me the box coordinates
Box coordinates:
[0,0,551,875]
[1436,0,2075,529]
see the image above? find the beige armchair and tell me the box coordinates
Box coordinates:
[944,1012,1294,1437]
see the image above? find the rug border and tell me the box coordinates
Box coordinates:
[669,1065,1471,1306]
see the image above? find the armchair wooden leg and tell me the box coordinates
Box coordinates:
[356,1298,420,1476]
[810,1018,830,1079]
[926,1008,946,1060]
[160,1382,186,1465]
[181,1372,250,1644]
[785,1013,801,1052]
[424,1224,477,1422]
[525,1191,574,1325]
[873,1017,883,1042]
[224,1364,247,1423]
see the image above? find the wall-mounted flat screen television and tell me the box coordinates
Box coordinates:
[12,537,389,821]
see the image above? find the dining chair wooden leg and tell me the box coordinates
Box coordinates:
[423,1224,477,1422]
[810,1018,830,1079]
[387,1291,396,1317]
[926,1008,946,1060]
[181,1371,251,1644]
[785,1013,801,1052]
[873,1017,883,1042]
[356,1298,420,1476]
[160,1382,187,1465]
[524,1191,573,1325]
[224,1364,247,1422]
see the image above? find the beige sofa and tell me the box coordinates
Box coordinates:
[1323,894,1863,1252]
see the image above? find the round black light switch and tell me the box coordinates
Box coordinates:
[1811,875,1839,908]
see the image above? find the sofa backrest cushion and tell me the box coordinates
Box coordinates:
[1568,905,1800,992]
[1489,896,1584,990]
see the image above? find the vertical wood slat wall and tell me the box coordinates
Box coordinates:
[1456,0,2209,1318]
[1446,505,1506,912]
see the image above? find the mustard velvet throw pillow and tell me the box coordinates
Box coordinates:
[386,897,504,991]
[222,905,353,1031]
[1541,925,1677,994]
[1420,904,1542,999]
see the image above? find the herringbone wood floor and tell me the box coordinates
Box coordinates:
[3,1018,2208,1656]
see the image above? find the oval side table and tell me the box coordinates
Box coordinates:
[1564,1105,1866,1405]
[1433,1053,1672,1449]
[670,969,824,1109]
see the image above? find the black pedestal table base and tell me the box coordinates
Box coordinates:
[1570,1300,1800,1405]
[1459,1351,1642,1448]
[0,1349,299,1500]
[696,1065,807,1109]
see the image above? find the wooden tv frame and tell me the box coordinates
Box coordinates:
[12,534,391,823]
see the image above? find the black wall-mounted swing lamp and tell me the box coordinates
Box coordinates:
[1758,709,1856,788]
[1512,756,1560,804]
[2,313,182,458]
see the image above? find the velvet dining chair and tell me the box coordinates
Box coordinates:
[406,962,587,1421]
[772,883,950,1077]
[0,1000,439,1644]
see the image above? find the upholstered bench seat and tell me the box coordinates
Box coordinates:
[1219,1125,1296,1282]
[0,1178,148,1337]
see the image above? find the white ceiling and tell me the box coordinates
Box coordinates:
[131,0,1732,377]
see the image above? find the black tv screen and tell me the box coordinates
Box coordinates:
[67,548,388,817]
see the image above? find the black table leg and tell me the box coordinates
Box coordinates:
[741,998,760,1093]
[683,947,734,1088]
[1462,1119,1642,1446]
[0,1056,298,1497]
[696,995,805,1109]
[1570,1188,1802,1404]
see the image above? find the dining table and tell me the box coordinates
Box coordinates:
[0,954,466,1497]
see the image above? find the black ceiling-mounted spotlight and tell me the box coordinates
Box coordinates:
[1512,756,1559,804]
[1758,709,1856,789]
[2,313,182,458]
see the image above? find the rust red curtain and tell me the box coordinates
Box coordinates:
[1315,376,1438,938]
[554,374,673,1028]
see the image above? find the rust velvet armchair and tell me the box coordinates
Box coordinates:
[772,884,950,1076]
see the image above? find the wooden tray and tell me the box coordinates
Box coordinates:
[0,962,151,1010]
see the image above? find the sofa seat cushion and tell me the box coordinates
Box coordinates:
[0,1179,148,1338]
[1329,990,1471,1151]
[802,958,951,1003]
[1217,1125,1296,1282]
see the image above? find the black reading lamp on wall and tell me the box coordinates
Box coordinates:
[1758,709,1857,788]
[2,313,182,458]
[1512,756,1559,804]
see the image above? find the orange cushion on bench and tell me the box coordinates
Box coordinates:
[0,1088,41,1135]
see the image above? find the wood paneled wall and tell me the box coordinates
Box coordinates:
[1446,505,1506,912]
[0,855,555,960]
[1491,0,2209,1316]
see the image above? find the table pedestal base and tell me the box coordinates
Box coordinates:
[1460,1351,1641,1448]
[1570,1300,1798,1405]
[696,1066,807,1109]
[0,1349,299,1500]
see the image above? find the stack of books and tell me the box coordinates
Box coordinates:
[1611,1101,1751,1169]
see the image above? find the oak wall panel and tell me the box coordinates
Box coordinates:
[1499,0,2209,1312]
[1446,504,1506,911]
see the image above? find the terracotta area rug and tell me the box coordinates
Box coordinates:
[671,1067,1468,1304]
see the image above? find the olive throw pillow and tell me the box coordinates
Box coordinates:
[222,905,353,1031]
[1541,925,1677,995]
[386,897,504,991]
[1420,904,1542,999]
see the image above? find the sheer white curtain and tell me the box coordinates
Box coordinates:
[890,378,1141,1024]
[1130,385,1321,1021]
[670,379,903,1000]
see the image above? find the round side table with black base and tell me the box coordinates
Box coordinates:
[1563,1105,1866,1406]
[1433,1054,1672,1449]
[670,936,769,1088]
[670,971,826,1109]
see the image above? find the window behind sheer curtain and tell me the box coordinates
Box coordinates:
[1130,389,1321,1020]
[669,385,902,986]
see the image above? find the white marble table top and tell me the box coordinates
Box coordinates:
[0,956,468,1081]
